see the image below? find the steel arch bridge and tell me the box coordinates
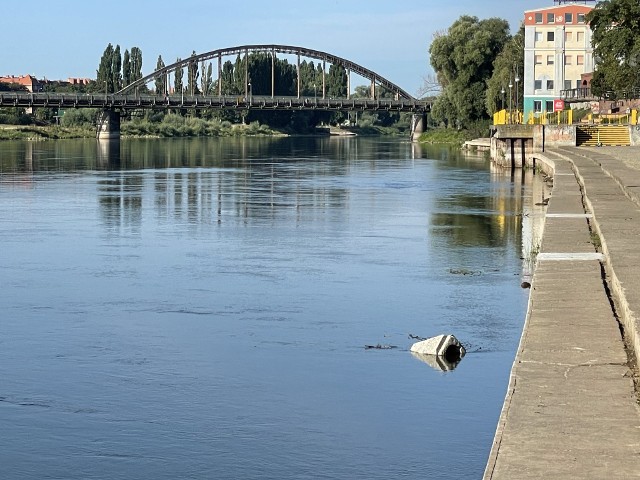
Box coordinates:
[117,44,416,101]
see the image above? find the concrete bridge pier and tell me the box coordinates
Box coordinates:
[410,113,426,142]
[96,109,121,140]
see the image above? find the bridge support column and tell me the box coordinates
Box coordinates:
[410,113,426,142]
[96,109,121,140]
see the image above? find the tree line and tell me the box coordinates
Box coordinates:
[427,15,522,130]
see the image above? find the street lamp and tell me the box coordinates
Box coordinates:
[515,70,520,123]
[248,82,252,105]
[508,78,513,124]
[501,86,505,111]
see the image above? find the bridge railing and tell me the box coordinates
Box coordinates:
[0,92,428,113]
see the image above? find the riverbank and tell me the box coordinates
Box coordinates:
[0,121,405,141]
[484,146,640,479]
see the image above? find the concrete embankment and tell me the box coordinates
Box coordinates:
[484,147,640,479]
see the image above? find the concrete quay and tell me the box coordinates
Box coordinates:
[484,146,640,479]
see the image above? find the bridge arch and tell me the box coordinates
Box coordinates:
[117,44,415,101]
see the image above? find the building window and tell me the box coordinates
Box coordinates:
[547,13,555,23]
[565,31,573,42]
[535,55,543,65]
[547,80,554,90]
[565,13,573,23]
[576,79,582,88]
[535,13,543,23]
[565,55,572,65]
[546,100,554,112]
[547,55,554,65]
[577,13,585,23]
[534,101,542,112]
[547,31,555,42]
[577,55,584,65]
[535,31,543,42]
[564,80,572,90]
[534,80,542,90]
[577,31,584,42]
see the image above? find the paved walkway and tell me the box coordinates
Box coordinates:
[484,147,640,479]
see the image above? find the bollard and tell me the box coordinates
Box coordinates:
[410,334,466,363]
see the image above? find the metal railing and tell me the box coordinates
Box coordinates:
[0,92,430,113]
[493,108,638,126]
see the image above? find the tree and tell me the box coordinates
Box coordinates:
[155,55,166,94]
[130,47,143,83]
[187,51,200,95]
[112,45,122,92]
[429,16,510,126]
[174,58,183,94]
[485,26,524,115]
[97,43,115,93]
[326,63,347,97]
[587,0,640,98]
[417,73,442,99]
[122,49,131,86]
[201,62,213,95]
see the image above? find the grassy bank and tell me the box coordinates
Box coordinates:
[418,128,467,145]
[418,121,492,146]
[0,113,409,141]
[0,125,95,140]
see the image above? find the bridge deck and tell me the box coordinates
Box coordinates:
[0,92,429,113]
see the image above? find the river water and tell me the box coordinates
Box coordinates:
[0,136,543,479]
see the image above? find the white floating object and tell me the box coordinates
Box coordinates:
[410,334,466,360]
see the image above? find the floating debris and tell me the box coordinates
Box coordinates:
[410,334,466,371]
[364,344,397,350]
[408,333,426,341]
[448,268,480,276]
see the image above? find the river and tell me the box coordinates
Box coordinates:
[0,136,544,479]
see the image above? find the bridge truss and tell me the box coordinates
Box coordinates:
[117,44,416,101]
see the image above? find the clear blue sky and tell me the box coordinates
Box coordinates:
[2,0,545,96]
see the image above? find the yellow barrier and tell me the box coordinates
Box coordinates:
[493,109,523,125]
[494,109,637,126]
[526,110,572,125]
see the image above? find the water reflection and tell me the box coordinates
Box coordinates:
[0,136,545,480]
[97,139,120,169]
[411,351,462,372]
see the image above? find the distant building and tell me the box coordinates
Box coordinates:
[67,77,91,86]
[523,2,595,120]
[0,74,43,92]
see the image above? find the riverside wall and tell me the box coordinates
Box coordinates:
[484,146,640,479]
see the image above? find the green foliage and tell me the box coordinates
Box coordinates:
[130,47,143,84]
[112,45,122,91]
[174,58,183,94]
[0,125,94,140]
[60,108,98,127]
[0,108,31,125]
[587,0,640,98]
[429,15,510,126]
[123,49,131,86]
[485,26,524,115]
[187,51,200,95]
[418,128,467,145]
[120,114,278,138]
[155,55,166,94]
[97,43,115,92]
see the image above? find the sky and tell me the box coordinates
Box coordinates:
[2,0,548,97]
